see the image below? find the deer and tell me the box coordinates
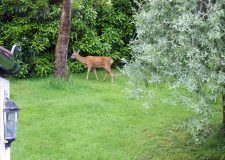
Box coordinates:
[71,50,115,82]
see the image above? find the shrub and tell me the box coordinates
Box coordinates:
[0,0,135,78]
[68,60,85,73]
[33,57,54,77]
[14,60,30,78]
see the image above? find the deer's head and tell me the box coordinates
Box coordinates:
[71,50,80,59]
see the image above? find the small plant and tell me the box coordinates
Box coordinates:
[48,76,75,91]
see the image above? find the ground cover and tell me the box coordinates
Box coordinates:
[9,71,225,160]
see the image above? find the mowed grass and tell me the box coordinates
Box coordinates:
[8,71,225,160]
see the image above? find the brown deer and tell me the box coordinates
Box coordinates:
[71,50,115,82]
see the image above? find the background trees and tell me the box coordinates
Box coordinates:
[124,0,225,139]
[0,0,135,78]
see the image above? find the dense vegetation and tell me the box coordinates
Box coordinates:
[0,0,135,78]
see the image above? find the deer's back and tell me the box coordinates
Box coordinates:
[86,56,113,68]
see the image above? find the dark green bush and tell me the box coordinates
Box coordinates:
[33,56,54,77]
[0,0,135,78]
[14,60,30,78]
[68,60,85,74]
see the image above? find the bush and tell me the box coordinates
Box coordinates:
[68,60,85,73]
[33,57,54,77]
[0,0,135,78]
[14,60,30,78]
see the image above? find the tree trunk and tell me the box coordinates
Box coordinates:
[54,0,72,79]
[223,92,225,136]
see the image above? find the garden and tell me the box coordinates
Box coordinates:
[0,0,224,159]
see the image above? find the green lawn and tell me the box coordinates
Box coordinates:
[9,71,225,160]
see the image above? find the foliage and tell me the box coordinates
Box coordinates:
[33,56,54,77]
[124,0,225,141]
[70,0,135,62]
[0,0,135,77]
[14,59,30,78]
[68,59,85,73]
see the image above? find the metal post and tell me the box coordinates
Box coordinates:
[0,77,10,160]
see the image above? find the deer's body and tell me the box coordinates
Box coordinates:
[71,51,115,82]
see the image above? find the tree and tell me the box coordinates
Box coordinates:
[54,0,72,79]
[124,0,225,139]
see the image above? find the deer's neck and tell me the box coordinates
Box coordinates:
[76,54,87,64]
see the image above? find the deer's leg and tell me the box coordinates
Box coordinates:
[111,72,114,83]
[103,71,108,81]
[104,67,115,82]
[86,67,91,80]
[93,68,98,80]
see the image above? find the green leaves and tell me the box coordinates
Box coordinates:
[0,0,135,77]
[124,0,225,141]
[71,0,134,57]
[33,56,54,77]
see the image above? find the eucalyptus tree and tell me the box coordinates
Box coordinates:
[124,0,225,139]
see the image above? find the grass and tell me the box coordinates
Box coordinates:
[8,71,225,160]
